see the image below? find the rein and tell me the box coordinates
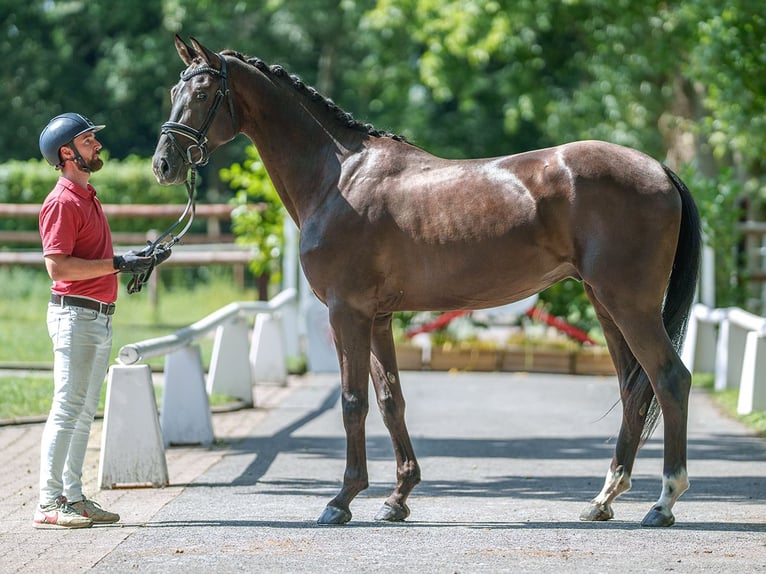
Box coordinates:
[125,169,196,294]
[128,53,236,294]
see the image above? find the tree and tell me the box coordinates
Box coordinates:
[220,146,285,300]
[679,1,766,188]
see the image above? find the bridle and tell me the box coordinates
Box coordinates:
[160,53,237,168]
[128,52,237,294]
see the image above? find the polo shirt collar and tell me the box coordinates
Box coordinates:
[58,176,97,200]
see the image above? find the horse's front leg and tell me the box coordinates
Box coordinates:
[369,314,421,522]
[317,302,373,525]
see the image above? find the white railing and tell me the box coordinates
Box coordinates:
[118,287,298,365]
[98,288,300,489]
[684,303,766,415]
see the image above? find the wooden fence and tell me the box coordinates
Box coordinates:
[0,202,238,247]
[0,203,254,300]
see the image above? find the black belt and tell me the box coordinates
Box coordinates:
[50,294,116,316]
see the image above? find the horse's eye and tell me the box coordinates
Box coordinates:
[195,91,208,102]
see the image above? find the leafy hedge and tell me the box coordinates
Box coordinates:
[0,157,201,234]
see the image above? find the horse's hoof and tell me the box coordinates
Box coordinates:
[579,502,614,522]
[374,502,410,522]
[641,505,675,527]
[317,505,352,525]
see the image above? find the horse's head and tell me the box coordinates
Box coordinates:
[152,35,239,185]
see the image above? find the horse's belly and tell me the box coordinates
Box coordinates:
[390,247,574,312]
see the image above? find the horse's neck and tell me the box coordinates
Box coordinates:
[235,72,355,227]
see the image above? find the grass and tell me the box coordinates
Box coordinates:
[0,267,260,419]
[0,374,237,420]
[0,267,259,367]
[0,374,55,419]
[693,373,766,437]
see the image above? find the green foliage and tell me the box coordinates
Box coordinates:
[362,0,680,158]
[0,160,58,204]
[538,280,602,342]
[680,0,766,176]
[220,146,285,282]
[0,157,192,235]
[3,0,765,323]
[0,156,180,205]
[681,165,747,308]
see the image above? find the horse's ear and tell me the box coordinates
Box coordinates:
[189,37,219,69]
[175,34,196,66]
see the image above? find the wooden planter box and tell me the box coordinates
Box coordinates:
[395,344,424,371]
[574,348,616,376]
[500,346,575,374]
[395,341,614,375]
[429,346,501,372]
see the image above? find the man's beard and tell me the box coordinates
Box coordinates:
[79,156,104,173]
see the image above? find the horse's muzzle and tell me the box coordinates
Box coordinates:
[152,148,186,185]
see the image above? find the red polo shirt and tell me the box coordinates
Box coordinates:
[39,176,118,303]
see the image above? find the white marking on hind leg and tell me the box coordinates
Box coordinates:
[592,466,632,508]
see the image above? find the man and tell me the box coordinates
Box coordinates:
[34,113,169,528]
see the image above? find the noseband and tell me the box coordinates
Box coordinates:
[160,53,238,167]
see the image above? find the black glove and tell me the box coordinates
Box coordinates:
[136,241,172,266]
[153,245,172,266]
[113,251,155,274]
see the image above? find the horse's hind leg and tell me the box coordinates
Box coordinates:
[586,285,691,527]
[580,285,654,522]
[369,313,421,521]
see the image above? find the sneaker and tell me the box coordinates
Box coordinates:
[70,497,120,524]
[33,496,93,529]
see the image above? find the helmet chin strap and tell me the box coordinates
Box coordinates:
[64,143,92,173]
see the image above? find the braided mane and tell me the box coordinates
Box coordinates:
[221,50,406,142]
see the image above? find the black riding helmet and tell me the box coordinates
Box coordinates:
[39,113,105,170]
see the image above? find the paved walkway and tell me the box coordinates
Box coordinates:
[1,371,764,573]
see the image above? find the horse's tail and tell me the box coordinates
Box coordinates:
[637,165,702,442]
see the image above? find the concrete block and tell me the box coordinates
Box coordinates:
[98,364,168,489]
[250,313,288,384]
[208,317,253,405]
[160,345,214,446]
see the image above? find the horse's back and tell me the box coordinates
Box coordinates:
[307,139,681,312]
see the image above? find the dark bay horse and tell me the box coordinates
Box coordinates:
[153,36,701,528]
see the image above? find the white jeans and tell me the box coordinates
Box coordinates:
[39,303,112,505]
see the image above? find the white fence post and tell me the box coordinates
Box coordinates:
[738,331,766,414]
[693,316,719,375]
[714,317,731,392]
[160,344,214,446]
[207,317,254,405]
[303,295,339,373]
[250,313,288,385]
[725,319,749,391]
[681,308,698,371]
[98,364,168,488]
